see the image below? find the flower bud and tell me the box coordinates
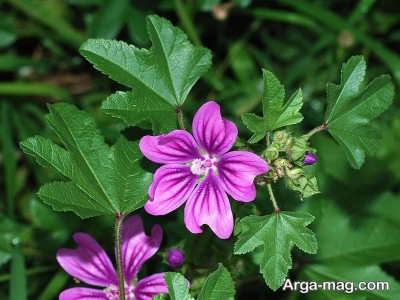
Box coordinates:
[286,167,303,179]
[264,145,279,161]
[303,153,317,165]
[167,248,185,268]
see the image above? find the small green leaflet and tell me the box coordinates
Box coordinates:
[20,103,152,218]
[80,15,212,133]
[324,55,394,169]
[163,264,235,300]
[242,69,303,143]
[164,273,194,300]
[197,264,235,300]
[234,211,317,290]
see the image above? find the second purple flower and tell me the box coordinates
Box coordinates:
[139,101,269,239]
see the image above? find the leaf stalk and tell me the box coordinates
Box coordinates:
[267,184,280,212]
[305,123,328,139]
[176,107,186,129]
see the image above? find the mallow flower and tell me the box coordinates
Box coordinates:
[140,101,269,239]
[56,215,167,300]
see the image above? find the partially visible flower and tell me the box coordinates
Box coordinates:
[167,248,185,269]
[57,215,167,300]
[303,153,318,165]
[140,101,269,239]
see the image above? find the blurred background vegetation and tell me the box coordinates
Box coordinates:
[0,0,399,299]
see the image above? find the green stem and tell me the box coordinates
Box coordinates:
[305,123,328,139]
[267,184,280,212]
[176,108,186,129]
[173,0,202,46]
[115,214,126,300]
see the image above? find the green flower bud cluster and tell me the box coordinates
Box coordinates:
[261,130,319,199]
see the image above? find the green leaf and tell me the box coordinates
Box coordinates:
[20,103,152,218]
[369,193,400,225]
[235,211,317,290]
[241,69,303,142]
[164,272,193,300]
[9,247,27,300]
[80,15,211,107]
[102,91,177,134]
[325,56,394,169]
[303,264,400,300]
[301,198,400,300]
[311,199,400,265]
[325,56,367,122]
[197,264,235,300]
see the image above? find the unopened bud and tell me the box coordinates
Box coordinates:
[286,167,303,179]
[167,248,185,269]
[303,153,317,165]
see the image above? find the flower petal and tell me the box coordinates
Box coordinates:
[219,151,269,202]
[122,215,163,283]
[134,273,168,300]
[145,164,197,215]
[192,101,238,155]
[59,288,107,300]
[139,130,200,164]
[184,173,233,239]
[57,233,117,287]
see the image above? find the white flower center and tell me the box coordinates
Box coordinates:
[190,155,218,176]
[104,285,135,300]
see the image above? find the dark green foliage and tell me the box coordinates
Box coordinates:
[0,1,399,299]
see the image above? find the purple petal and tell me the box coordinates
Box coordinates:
[59,288,107,300]
[57,233,117,287]
[145,164,197,215]
[121,215,163,283]
[219,151,269,202]
[184,173,234,239]
[192,101,238,155]
[139,130,200,164]
[134,273,168,300]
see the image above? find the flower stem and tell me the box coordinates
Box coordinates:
[115,213,126,300]
[305,123,328,139]
[176,107,185,129]
[267,184,280,212]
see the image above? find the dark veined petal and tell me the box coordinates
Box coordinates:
[139,130,200,164]
[145,164,197,215]
[121,215,163,283]
[134,273,168,300]
[192,101,238,155]
[59,287,107,300]
[219,151,269,202]
[184,173,234,239]
[57,233,117,287]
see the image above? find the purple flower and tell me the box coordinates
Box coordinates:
[139,101,269,239]
[304,153,317,165]
[167,248,185,268]
[56,215,167,300]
